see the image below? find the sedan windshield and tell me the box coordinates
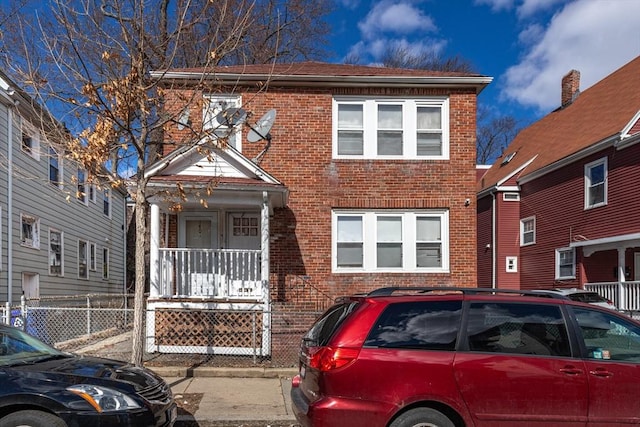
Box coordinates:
[0,326,66,367]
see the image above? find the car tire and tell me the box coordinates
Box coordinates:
[390,408,455,427]
[0,410,67,427]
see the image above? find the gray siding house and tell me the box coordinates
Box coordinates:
[0,71,126,304]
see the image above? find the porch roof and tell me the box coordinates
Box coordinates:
[571,232,640,257]
[147,174,289,209]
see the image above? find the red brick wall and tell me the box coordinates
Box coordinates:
[161,84,479,305]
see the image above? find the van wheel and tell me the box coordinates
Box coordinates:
[390,408,455,427]
[0,410,67,427]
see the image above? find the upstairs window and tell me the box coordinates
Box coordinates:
[77,169,87,204]
[103,188,111,217]
[520,216,536,246]
[585,157,607,209]
[49,146,62,188]
[203,95,243,150]
[333,97,449,159]
[21,121,40,160]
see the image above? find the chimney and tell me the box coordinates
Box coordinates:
[561,69,580,107]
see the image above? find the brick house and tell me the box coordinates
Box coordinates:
[144,62,491,357]
[477,56,640,307]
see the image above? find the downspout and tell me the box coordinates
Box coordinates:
[6,106,13,303]
[491,190,497,289]
[122,196,127,295]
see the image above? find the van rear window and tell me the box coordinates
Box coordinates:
[303,302,359,347]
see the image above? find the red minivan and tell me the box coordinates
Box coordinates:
[291,287,640,427]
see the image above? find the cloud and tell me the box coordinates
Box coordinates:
[474,0,515,12]
[352,0,444,62]
[501,0,640,112]
[358,0,437,40]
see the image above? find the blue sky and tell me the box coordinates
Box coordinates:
[326,0,640,126]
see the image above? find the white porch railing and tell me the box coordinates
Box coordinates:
[585,281,640,312]
[158,248,263,299]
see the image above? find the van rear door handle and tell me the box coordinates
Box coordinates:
[559,365,583,375]
[590,368,613,378]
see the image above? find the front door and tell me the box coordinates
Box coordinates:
[226,213,261,293]
[635,253,640,281]
[227,212,260,250]
[178,213,218,295]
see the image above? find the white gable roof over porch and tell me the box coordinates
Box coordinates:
[146,142,281,184]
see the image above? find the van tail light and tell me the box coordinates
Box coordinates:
[308,346,360,372]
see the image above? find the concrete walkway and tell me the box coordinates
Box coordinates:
[71,332,300,427]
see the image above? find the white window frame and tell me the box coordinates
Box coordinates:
[202,94,243,150]
[520,216,536,246]
[49,146,63,189]
[77,168,88,204]
[21,120,40,161]
[78,239,89,279]
[556,247,576,280]
[584,157,607,209]
[89,242,97,271]
[332,210,449,273]
[20,213,40,249]
[506,256,518,273]
[503,192,520,201]
[103,188,112,218]
[49,228,64,276]
[89,183,96,203]
[332,96,450,160]
[103,248,110,280]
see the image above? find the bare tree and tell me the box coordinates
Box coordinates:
[476,105,524,164]
[378,45,476,73]
[0,0,330,366]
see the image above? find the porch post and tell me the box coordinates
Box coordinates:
[149,203,161,297]
[618,248,627,311]
[261,191,271,357]
[261,192,270,301]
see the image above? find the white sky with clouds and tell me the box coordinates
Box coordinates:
[329,0,640,122]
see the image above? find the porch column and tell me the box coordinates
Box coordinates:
[149,203,161,297]
[618,248,627,311]
[261,191,270,302]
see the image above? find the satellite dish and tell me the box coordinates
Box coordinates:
[247,109,276,143]
[214,107,247,127]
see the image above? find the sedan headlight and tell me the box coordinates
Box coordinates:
[67,384,141,412]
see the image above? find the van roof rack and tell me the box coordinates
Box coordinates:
[366,287,569,300]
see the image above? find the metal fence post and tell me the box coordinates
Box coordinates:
[86,296,91,335]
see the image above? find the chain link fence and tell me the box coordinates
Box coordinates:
[0,294,324,368]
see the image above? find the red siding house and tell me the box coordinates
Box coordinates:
[143,62,491,357]
[477,56,640,309]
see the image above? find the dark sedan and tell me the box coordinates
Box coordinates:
[0,324,176,427]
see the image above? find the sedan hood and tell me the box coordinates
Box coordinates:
[9,354,163,391]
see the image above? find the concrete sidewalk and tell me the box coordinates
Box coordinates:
[72,332,301,427]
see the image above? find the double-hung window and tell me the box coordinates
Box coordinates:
[203,95,243,150]
[334,97,449,159]
[49,147,62,188]
[556,247,576,279]
[78,239,88,279]
[21,213,40,249]
[333,210,449,272]
[21,121,40,160]
[520,216,536,246]
[49,229,63,276]
[585,157,607,209]
[103,188,111,217]
[77,169,87,204]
